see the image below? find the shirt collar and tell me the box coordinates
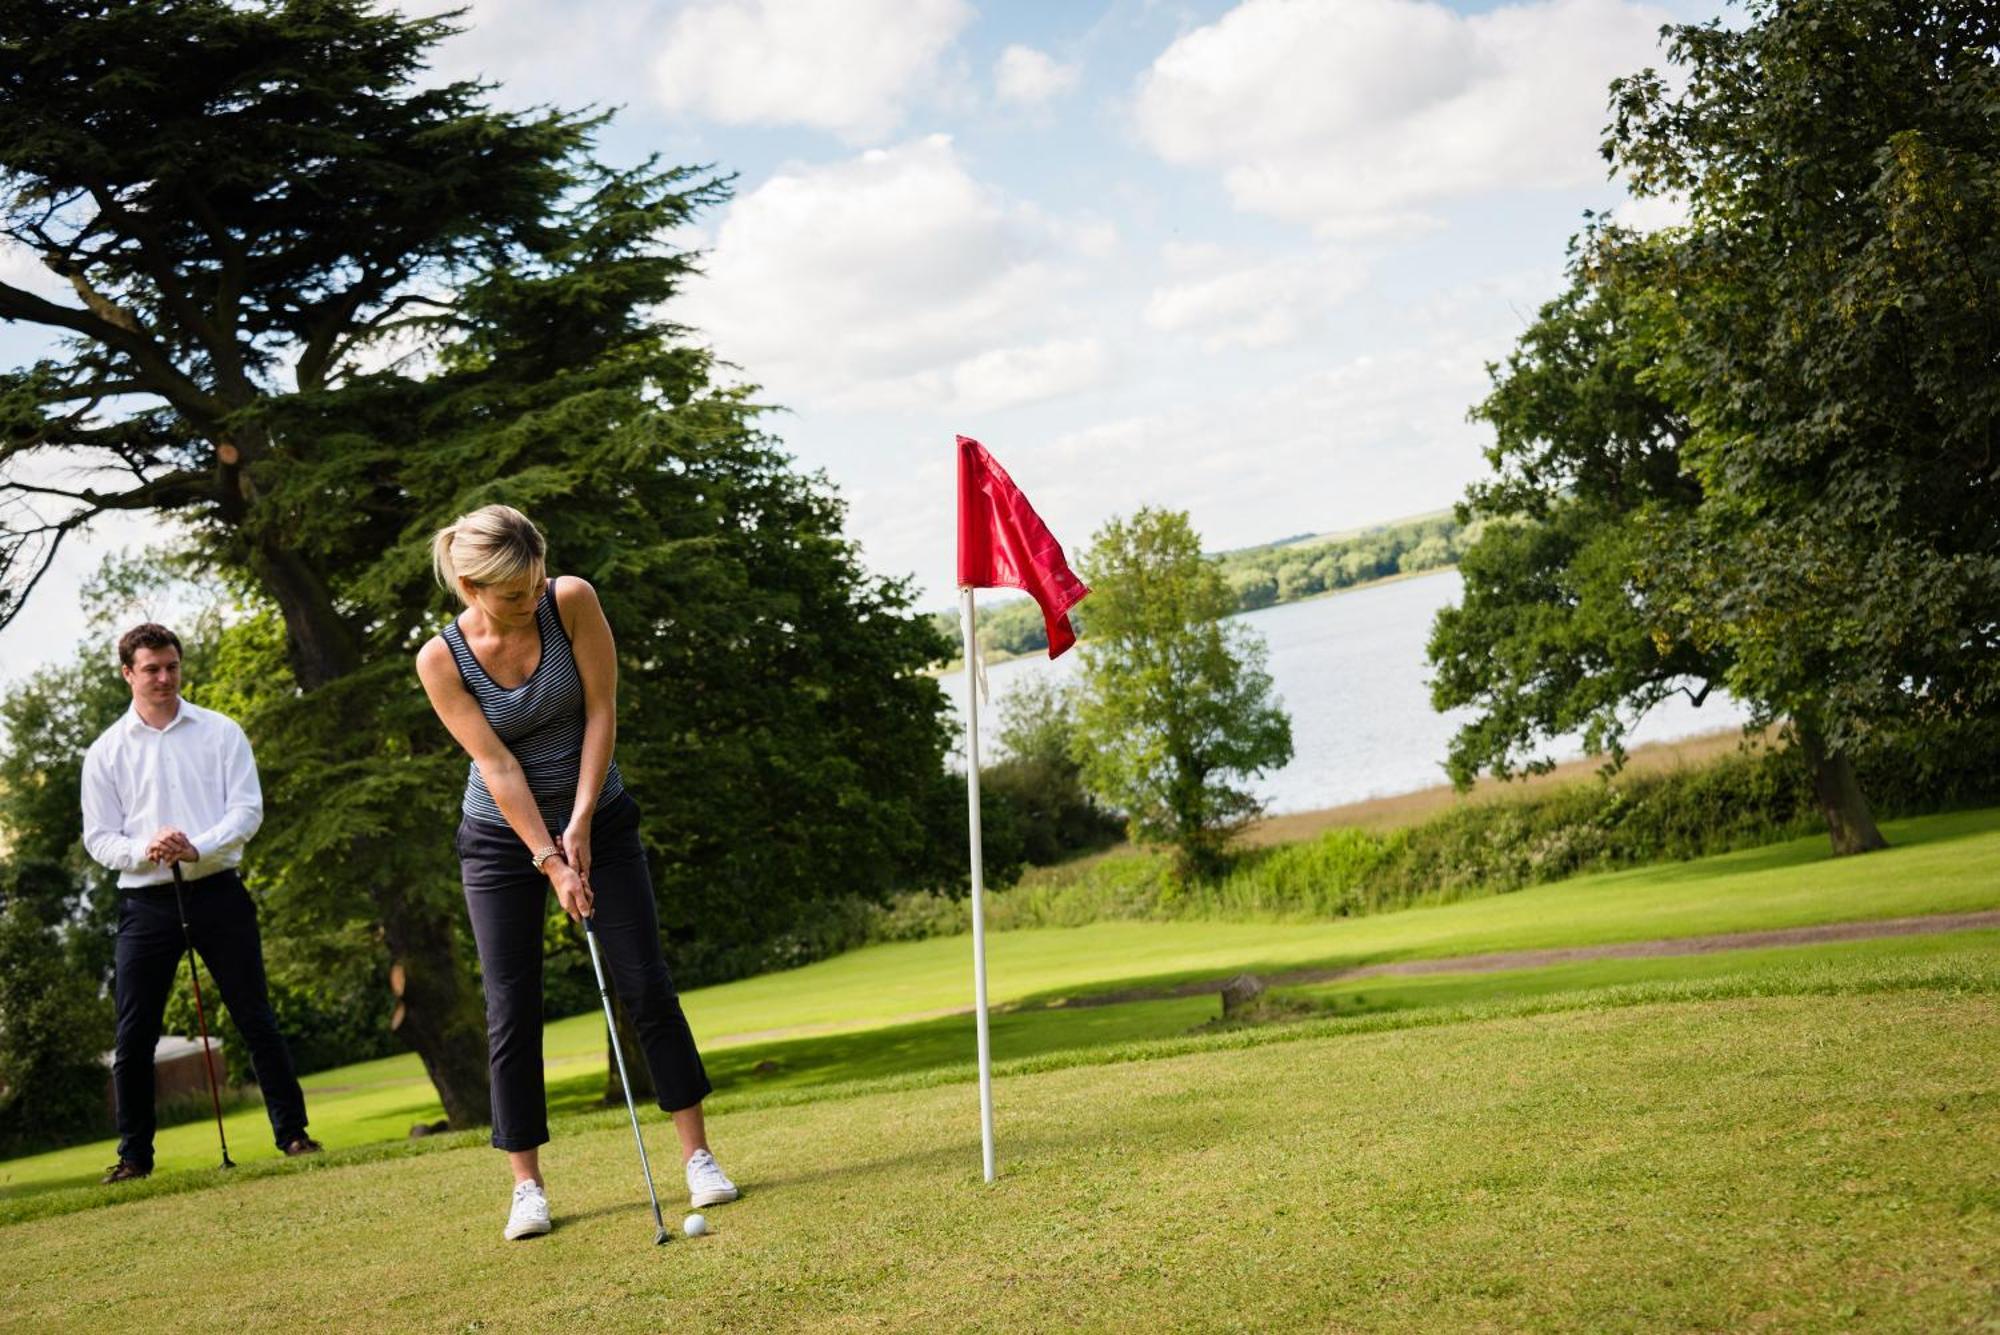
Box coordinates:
[124,699,196,735]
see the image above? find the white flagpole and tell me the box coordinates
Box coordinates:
[959,585,997,1183]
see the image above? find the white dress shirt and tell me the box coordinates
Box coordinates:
[81,698,264,888]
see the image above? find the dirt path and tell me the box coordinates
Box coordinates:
[1050,910,2000,1010]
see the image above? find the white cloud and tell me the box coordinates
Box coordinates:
[1145,244,1367,350]
[1031,337,1495,551]
[652,0,972,142]
[1611,189,1691,232]
[951,338,1108,413]
[404,0,662,107]
[0,240,84,307]
[994,45,1080,106]
[676,135,1114,413]
[1135,0,1669,235]
[975,274,1548,568]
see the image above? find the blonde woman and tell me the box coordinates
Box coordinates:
[417,504,736,1240]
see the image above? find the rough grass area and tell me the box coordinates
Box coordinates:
[3,986,1995,1331]
[3,808,1995,1206]
[891,803,2000,939]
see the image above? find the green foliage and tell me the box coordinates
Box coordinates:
[1071,509,1294,879]
[1437,0,2000,855]
[982,677,1122,870]
[0,893,113,1155]
[0,648,129,986]
[1606,0,2000,757]
[162,921,397,1084]
[0,0,966,1119]
[1214,513,1470,608]
[855,726,2000,939]
[1429,248,1715,789]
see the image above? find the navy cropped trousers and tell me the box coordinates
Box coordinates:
[457,792,711,1151]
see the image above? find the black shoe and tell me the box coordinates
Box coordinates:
[281,1136,323,1157]
[101,1160,150,1184]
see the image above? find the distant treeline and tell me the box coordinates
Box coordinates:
[934,511,1473,660]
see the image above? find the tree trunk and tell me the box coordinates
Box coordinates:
[603,993,655,1105]
[377,881,493,1129]
[240,518,490,1124]
[1796,718,1889,856]
[247,541,361,692]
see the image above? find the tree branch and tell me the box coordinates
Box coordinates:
[0,513,79,632]
[0,277,225,423]
[82,180,245,387]
[30,378,155,403]
[3,467,208,514]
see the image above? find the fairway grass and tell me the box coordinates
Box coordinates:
[3,807,1996,1204]
[4,987,1995,1332]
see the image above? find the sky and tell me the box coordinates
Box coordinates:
[0,0,1719,687]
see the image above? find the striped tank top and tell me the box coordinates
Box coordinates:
[441,579,625,829]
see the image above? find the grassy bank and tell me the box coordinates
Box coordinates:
[846,738,2000,947]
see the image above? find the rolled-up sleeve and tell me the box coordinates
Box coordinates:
[81,742,151,873]
[188,722,263,860]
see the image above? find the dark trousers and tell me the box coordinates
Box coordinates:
[458,792,712,1152]
[111,870,310,1168]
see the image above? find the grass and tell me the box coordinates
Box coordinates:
[2,978,1994,1331]
[3,807,1995,1207]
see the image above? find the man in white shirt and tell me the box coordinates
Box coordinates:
[82,622,319,1182]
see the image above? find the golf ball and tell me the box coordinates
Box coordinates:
[683,1213,708,1237]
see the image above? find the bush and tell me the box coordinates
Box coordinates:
[163,919,401,1082]
[828,725,2000,943]
[665,722,2000,984]
[0,899,115,1155]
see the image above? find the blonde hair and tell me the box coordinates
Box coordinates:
[431,504,547,603]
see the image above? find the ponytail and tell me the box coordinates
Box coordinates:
[431,524,459,592]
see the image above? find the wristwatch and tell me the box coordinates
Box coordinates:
[530,845,561,874]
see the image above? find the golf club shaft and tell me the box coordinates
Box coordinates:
[585,917,666,1233]
[171,862,235,1169]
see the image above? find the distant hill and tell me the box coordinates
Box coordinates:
[1207,508,1457,560]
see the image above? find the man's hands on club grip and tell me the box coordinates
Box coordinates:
[146,827,198,865]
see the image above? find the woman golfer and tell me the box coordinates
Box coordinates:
[417,503,736,1240]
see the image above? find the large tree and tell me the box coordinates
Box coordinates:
[1433,0,1999,856]
[1608,0,2000,853]
[1429,235,1721,790]
[1072,508,1293,879]
[0,0,953,1123]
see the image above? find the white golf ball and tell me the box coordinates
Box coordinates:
[683,1213,708,1237]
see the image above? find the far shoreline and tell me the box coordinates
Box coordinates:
[1239,727,1762,845]
[930,562,1460,678]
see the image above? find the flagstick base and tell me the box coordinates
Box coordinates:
[961,586,997,1183]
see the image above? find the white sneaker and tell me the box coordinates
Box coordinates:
[504,1180,551,1240]
[685,1148,738,1207]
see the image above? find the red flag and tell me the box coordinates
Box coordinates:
[956,435,1090,658]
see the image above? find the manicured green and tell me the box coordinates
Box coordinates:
[3,984,1994,1331]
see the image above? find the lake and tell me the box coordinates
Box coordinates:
[950,568,1752,814]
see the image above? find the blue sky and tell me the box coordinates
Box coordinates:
[0,0,1722,685]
